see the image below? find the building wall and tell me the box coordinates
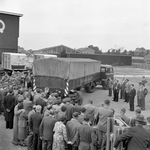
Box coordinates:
[0,13,20,63]
[67,54,132,66]
[78,48,95,54]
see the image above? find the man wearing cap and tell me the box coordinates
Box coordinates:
[78,114,93,150]
[39,110,57,150]
[66,112,81,150]
[114,115,150,150]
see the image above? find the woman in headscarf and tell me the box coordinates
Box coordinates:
[12,95,24,145]
[52,115,68,150]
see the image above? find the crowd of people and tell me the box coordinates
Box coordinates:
[107,76,148,111]
[0,72,150,150]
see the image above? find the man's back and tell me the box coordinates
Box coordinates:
[40,116,56,141]
[29,112,43,134]
[35,98,47,113]
[78,124,93,144]
[64,104,74,121]
[84,104,96,116]
[66,119,81,141]
[96,107,113,132]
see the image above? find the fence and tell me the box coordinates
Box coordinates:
[106,117,129,150]
[132,63,150,70]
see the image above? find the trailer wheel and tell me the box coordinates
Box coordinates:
[85,82,96,93]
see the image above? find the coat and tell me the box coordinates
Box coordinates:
[29,112,43,134]
[64,104,74,121]
[114,125,150,150]
[66,118,81,146]
[94,107,113,132]
[39,116,57,141]
[35,98,47,113]
[3,93,16,122]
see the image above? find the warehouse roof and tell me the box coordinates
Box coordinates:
[45,57,100,63]
[0,11,23,17]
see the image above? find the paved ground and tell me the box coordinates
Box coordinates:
[0,66,150,149]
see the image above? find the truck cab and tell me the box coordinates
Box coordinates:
[100,65,114,89]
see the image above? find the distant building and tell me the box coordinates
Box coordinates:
[34,45,77,55]
[134,47,150,56]
[77,47,95,54]
[144,54,150,64]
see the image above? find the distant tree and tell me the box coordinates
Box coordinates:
[122,50,127,55]
[107,49,111,54]
[88,45,103,54]
[60,49,67,57]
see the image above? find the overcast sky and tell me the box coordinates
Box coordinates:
[1,0,150,51]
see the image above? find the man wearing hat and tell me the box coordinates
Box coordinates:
[114,115,150,150]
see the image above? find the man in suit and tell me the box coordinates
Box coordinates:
[84,100,96,125]
[78,115,93,150]
[107,78,113,97]
[120,78,126,100]
[125,79,131,103]
[3,88,16,129]
[66,112,81,150]
[129,84,136,111]
[94,99,113,133]
[114,115,150,150]
[39,110,56,150]
[113,80,120,102]
[29,105,43,150]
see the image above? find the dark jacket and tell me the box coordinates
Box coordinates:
[39,116,56,141]
[3,93,15,122]
[29,112,43,134]
[114,125,150,150]
[64,103,74,121]
[66,118,81,146]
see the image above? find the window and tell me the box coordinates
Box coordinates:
[101,67,105,72]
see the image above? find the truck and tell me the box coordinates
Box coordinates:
[1,52,27,70]
[33,57,114,95]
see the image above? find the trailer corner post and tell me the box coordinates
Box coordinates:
[64,79,69,97]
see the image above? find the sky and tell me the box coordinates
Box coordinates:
[0,0,150,51]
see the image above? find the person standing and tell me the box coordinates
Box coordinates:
[129,84,136,111]
[124,79,131,103]
[120,78,126,100]
[113,80,120,102]
[107,78,113,97]
[66,112,81,150]
[29,105,43,150]
[3,88,16,129]
[94,99,113,133]
[114,115,150,150]
[39,110,57,150]
[52,116,68,150]
[139,83,148,110]
[77,115,93,150]
[137,82,142,107]
[130,109,141,127]
[141,76,147,85]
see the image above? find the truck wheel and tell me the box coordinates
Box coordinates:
[85,82,96,93]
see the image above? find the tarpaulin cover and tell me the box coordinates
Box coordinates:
[33,58,101,80]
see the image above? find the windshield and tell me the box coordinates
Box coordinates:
[106,67,114,73]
